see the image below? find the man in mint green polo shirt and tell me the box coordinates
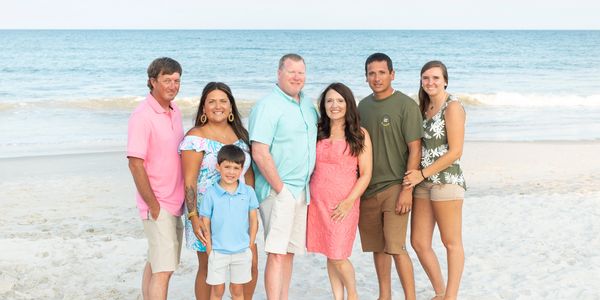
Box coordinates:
[248,53,318,300]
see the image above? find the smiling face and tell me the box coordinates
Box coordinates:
[150,72,180,106]
[421,66,447,98]
[277,58,306,100]
[366,60,395,98]
[217,160,243,185]
[324,88,347,123]
[203,89,232,124]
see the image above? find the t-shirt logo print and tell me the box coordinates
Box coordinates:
[380,114,391,127]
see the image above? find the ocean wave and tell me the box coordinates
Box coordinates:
[459,93,600,107]
[2,93,600,114]
[0,96,256,115]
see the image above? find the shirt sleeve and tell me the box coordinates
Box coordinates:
[198,189,214,218]
[127,112,150,160]
[248,99,278,146]
[402,101,424,144]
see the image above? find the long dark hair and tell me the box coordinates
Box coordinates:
[418,60,449,117]
[317,82,365,157]
[194,82,250,147]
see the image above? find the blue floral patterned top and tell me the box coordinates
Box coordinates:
[178,135,251,251]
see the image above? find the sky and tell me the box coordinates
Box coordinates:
[1,0,599,30]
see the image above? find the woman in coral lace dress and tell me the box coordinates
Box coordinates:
[306,82,372,300]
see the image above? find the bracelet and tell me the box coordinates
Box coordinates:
[420,169,426,180]
[187,211,198,220]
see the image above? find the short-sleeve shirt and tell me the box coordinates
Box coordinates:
[248,85,318,204]
[127,93,184,218]
[199,182,259,254]
[358,91,423,198]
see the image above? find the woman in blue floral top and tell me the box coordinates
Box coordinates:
[179,82,257,300]
[403,61,466,300]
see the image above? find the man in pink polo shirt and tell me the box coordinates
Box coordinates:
[127,57,184,300]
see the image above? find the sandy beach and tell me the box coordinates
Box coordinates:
[1,141,599,299]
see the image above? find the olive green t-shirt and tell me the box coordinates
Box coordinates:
[358,91,423,198]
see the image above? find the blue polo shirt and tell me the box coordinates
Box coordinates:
[199,182,259,254]
[248,85,318,204]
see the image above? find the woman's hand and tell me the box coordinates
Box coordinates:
[191,216,208,245]
[331,198,354,223]
[403,169,425,188]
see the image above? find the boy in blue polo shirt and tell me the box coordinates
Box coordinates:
[199,144,259,300]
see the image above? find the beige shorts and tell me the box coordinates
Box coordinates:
[142,208,183,273]
[358,184,409,255]
[413,181,465,201]
[259,185,307,255]
[206,248,252,285]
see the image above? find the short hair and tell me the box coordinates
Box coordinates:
[364,53,393,75]
[217,144,246,166]
[147,57,182,91]
[278,53,304,70]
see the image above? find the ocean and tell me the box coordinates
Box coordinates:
[1,30,599,158]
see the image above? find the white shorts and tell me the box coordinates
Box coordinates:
[206,248,252,285]
[259,185,307,254]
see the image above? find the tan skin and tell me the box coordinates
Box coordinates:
[128,71,181,300]
[366,60,419,300]
[404,66,466,300]
[181,89,257,300]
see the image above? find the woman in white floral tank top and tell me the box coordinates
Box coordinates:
[403,61,466,300]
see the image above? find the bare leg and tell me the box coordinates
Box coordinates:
[411,198,445,298]
[209,284,225,300]
[243,243,259,300]
[392,253,416,300]
[230,283,244,300]
[142,262,152,300]
[373,252,392,300]
[265,252,294,300]
[195,251,211,300]
[148,271,173,300]
[433,200,464,300]
[328,258,358,300]
[327,259,345,300]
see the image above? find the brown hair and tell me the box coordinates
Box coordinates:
[418,60,449,117]
[194,82,249,148]
[146,57,182,91]
[317,82,365,157]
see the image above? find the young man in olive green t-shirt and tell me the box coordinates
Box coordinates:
[357,53,423,300]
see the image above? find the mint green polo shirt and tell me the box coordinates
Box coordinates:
[248,85,318,204]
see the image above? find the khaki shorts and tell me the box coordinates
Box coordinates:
[414,181,465,201]
[142,208,183,273]
[358,184,408,255]
[259,185,307,255]
[206,248,252,285]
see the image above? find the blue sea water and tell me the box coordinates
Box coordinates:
[1,30,599,158]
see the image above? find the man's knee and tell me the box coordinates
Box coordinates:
[151,271,173,283]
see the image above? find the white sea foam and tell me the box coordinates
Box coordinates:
[462,92,600,107]
[3,93,600,113]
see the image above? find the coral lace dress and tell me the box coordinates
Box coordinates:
[306,138,359,259]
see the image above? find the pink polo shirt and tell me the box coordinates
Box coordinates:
[127,93,184,219]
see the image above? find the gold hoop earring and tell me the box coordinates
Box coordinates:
[200,114,207,124]
[228,112,234,122]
